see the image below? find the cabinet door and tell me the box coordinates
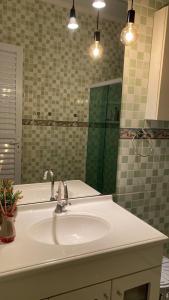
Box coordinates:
[112,267,161,300]
[146,5,169,120]
[49,281,111,300]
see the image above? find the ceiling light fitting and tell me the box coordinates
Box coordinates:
[120,0,138,46]
[90,11,103,59]
[68,0,79,30]
[92,0,106,9]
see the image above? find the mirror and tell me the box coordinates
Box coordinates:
[0,0,127,204]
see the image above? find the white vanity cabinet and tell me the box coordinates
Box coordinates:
[48,281,111,300]
[0,196,167,300]
[146,5,169,120]
[45,267,161,300]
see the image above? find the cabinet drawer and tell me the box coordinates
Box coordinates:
[49,281,111,300]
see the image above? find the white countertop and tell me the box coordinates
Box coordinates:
[14,180,100,205]
[0,195,167,278]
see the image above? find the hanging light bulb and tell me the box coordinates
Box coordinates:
[68,0,79,30]
[89,11,103,59]
[92,0,106,9]
[120,0,138,46]
[90,31,103,59]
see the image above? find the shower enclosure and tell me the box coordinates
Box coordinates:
[86,79,122,194]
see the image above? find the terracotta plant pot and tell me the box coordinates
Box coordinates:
[0,213,16,243]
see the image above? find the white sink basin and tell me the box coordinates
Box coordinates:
[0,195,167,278]
[29,214,110,245]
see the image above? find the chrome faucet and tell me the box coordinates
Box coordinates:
[43,169,55,201]
[55,181,70,213]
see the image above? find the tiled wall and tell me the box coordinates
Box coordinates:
[116,0,169,255]
[0,0,124,183]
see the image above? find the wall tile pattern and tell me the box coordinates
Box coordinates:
[116,0,169,256]
[22,125,87,183]
[0,0,124,183]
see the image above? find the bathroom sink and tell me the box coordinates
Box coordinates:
[29,214,110,245]
[0,195,167,280]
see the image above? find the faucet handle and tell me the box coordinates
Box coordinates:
[54,191,59,202]
[49,169,54,177]
[43,170,48,180]
[43,169,54,181]
[55,181,62,202]
[63,182,68,200]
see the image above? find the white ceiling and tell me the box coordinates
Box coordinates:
[41,0,128,23]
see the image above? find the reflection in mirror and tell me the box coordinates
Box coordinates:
[86,79,122,194]
[0,0,127,204]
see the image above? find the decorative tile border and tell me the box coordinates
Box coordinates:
[22,120,169,139]
[120,128,169,139]
[22,119,88,128]
[22,119,120,128]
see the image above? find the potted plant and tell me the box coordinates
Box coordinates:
[0,179,22,243]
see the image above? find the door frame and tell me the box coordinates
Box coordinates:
[0,42,23,183]
[90,78,122,88]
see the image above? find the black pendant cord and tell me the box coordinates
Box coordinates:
[70,0,76,18]
[94,10,100,42]
[97,10,99,30]
[127,0,135,23]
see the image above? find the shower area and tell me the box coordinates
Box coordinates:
[85,79,122,195]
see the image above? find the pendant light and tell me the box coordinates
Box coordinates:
[90,11,103,59]
[92,0,106,9]
[68,0,79,30]
[120,0,138,46]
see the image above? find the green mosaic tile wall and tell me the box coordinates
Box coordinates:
[0,0,124,183]
[116,0,169,255]
[22,125,87,182]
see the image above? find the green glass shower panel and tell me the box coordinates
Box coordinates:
[86,128,106,192]
[102,82,122,194]
[86,86,109,191]
[106,83,122,123]
[86,81,122,194]
[88,86,109,123]
[102,125,119,194]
